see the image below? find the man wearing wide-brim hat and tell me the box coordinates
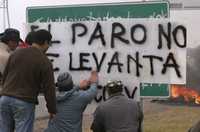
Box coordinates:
[0,28,20,91]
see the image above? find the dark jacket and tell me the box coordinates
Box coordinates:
[188,120,200,132]
[1,47,57,114]
[91,94,143,132]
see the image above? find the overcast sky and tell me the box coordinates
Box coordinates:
[1,0,200,47]
[2,0,140,35]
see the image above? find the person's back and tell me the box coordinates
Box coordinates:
[0,29,56,132]
[188,120,200,132]
[98,94,141,132]
[1,47,53,103]
[45,71,98,132]
[91,81,143,132]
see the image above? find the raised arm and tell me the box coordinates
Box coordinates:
[78,71,98,103]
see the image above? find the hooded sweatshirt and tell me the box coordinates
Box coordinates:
[44,83,97,132]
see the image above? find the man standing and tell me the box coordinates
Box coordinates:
[0,29,57,132]
[91,80,143,132]
[0,28,20,91]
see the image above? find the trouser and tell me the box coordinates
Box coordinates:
[0,96,35,132]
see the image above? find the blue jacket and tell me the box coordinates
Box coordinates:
[44,83,97,132]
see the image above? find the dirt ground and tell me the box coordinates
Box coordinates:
[34,113,93,132]
[34,99,200,132]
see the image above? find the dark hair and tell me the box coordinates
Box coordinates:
[25,31,36,45]
[105,80,123,95]
[1,28,20,44]
[32,29,52,45]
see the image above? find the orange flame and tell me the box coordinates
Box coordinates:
[171,85,200,104]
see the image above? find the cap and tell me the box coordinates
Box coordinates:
[2,28,20,42]
[57,72,74,92]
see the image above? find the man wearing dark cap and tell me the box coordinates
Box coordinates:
[91,81,143,132]
[44,71,98,132]
[0,29,57,132]
[0,28,20,91]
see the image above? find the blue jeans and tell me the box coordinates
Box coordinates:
[0,96,35,132]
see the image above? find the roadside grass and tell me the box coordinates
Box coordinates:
[35,101,200,132]
[143,103,200,132]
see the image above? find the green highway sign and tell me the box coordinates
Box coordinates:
[26,1,170,98]
[140,83,170,98]
[26,1,169,23]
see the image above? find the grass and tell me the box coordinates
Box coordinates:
[143,102,200,132]
[35,100,200,132]
[82,101,200,132]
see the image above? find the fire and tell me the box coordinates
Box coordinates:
[171,85,200,104]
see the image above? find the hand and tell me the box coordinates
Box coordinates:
[89,71,98,84]
[79,79,89,90]
[49,113,56,120]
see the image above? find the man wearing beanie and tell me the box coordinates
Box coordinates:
[0,28,20,91]
[0,29,57,132]
[44,71,98,132]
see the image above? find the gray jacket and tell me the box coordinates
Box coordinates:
[91,94,143,132]
[0,42,10,74]
[44,83,97,132]
[0,42,10,91]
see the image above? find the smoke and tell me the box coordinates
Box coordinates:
[186,45,200,92]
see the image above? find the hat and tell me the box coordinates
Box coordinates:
[1,28,20,42]
[57,72,74,92]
